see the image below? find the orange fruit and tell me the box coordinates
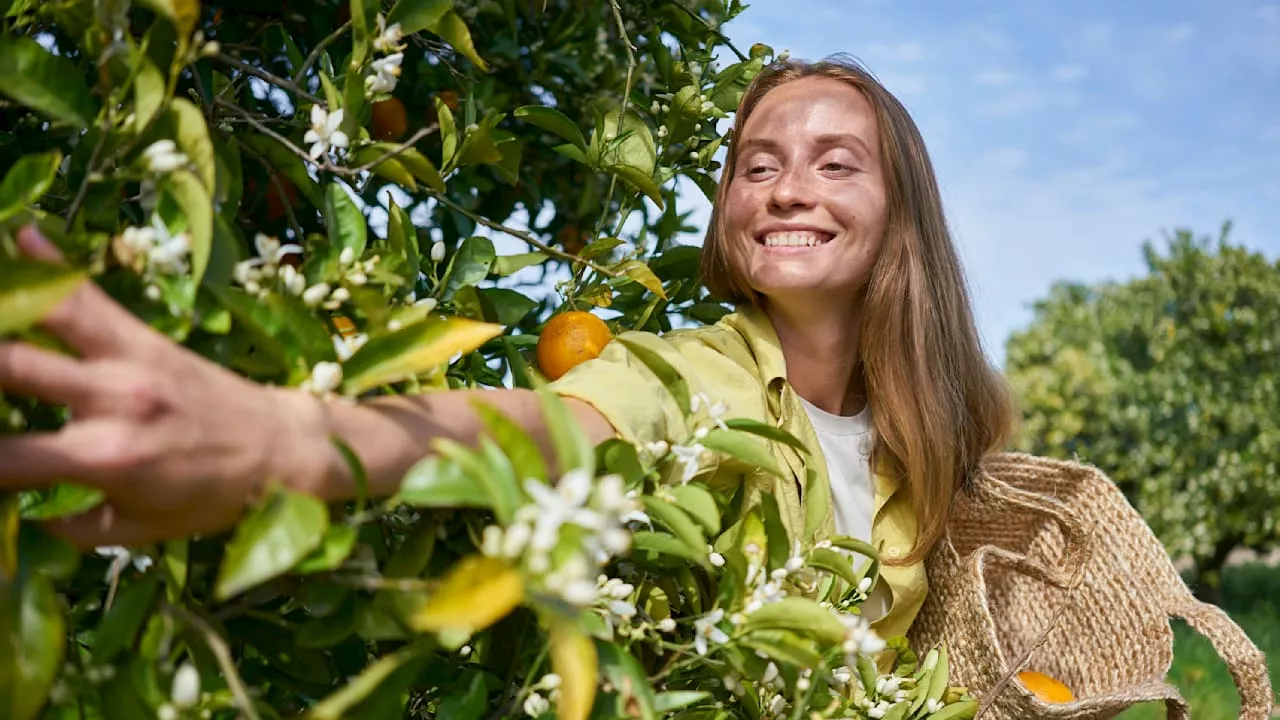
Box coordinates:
[1018,671,1074,703]
[371,97,409,141]
[536,311,612,380]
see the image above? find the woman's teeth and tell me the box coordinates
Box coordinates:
[762,232,828,247]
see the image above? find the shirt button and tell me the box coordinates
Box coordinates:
[886,547,902,559]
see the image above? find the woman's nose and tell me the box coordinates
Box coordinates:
[768,167,816,209]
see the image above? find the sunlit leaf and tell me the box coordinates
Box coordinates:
[615,337,690,415]
[536,387,596,476]
[743,597,845,645]
[0,573,64,720]
[515,106,587,150]
[472,399,548,482]
[0,260,85,337]
[443,235,495,298]
[433,9,487,70]
[165,170,213,286]
[92,574,161,664]
[408,555,523,634]
[214,486,330,600]
[0,35,95,128]
[614,259,667,298]
[550,619,598,720]
[168,98,216,190]
[493,251,548,276]
[342,316,503,394]
[308,641,434,720]
[324,182,368,258]
[700,428,784,477]
[669,485,720,536]
[294,524,359,574]
[0,150,60,222]
[387,0,452,36]
[398,455,490,508]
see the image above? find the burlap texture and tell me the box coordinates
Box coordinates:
[906,453,1274,719]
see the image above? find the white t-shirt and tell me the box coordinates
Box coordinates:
[799,396,891,622]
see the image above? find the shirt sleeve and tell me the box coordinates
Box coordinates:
[547,331,693,449]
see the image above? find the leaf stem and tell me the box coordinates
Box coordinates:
[213,53,324,105]
[167,604,263,720]
[292,21,352,85]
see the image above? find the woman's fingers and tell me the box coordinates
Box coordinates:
[16,225,154,359]
[0,341,92,408]
[0,421,129,488]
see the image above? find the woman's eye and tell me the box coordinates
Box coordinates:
[746,165,772,175]
[822,162,851,172]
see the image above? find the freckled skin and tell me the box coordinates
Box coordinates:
[724,77,888,307]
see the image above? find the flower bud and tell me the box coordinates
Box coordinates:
[430,241,446,263]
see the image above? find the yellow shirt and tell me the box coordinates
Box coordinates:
[550,305,928,640]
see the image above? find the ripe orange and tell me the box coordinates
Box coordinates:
[371,97,409,141]
[536,311,612,380]
[1018,671,1074,703]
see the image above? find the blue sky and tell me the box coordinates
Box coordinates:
[697,0,1280,361]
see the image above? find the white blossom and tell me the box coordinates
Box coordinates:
[372,14,406,54]
[669,443,706,484]
[366,53,404,95]
[608,600,637,621]
[522,692,550,717]
[539,673,561,691]
[171,662,201,708]
[303,361,343,395]
[304,105,349,159]
[302,282,331,307]
[708,551,725,567]
[156,703,178,720]
[143,140,188,175]
[332,332,368,362]
[656,617,676,633]
[96,546,152,581]
[430,240,446,262]
[414,296,438,313]
[924,698,944,714]
[693,608,729,656]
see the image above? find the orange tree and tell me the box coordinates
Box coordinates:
[0,1,976,718]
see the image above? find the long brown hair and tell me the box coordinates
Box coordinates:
[701,56,1016,566]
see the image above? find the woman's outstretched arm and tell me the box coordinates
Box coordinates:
[0,225,615,549]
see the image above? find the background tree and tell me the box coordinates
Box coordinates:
[1005,225,1280,603]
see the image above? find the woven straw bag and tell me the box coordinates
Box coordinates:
[906,452,1274,719]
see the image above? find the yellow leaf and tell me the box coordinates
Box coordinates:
[341,316,504,394]
[409,556,523,634]
[550,619,598,720]
[615,260,667,299]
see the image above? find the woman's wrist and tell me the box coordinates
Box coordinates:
[266,386,344,501]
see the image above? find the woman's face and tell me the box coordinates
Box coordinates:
[723,77,888,307]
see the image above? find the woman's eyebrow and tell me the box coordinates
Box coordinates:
[814,133,872,157]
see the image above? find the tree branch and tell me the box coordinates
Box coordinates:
[213,53,324,105]
[292,20,352,86]
[351,125,438,175]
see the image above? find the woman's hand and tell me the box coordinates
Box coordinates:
[0,226,330,549]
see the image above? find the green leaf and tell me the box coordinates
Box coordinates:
[164,170,213,286]
[629,531,709,569]
[472,400,548,482]
[641,496,707,556]
[324,182,368,258]
[394,147,447,193]
[387,0,452,36]
[536,387,596,476]
[0,35,95,128]
[652,691,711,713]
[296,596,357,649]
[596,642,657,720]
[294,524,358,574]
[383,519,438,579]
[134,0,200,37]
[308,641,434,720]
[433,9,488,70]
[351,145,418,190]
[739,630,824,669]
[0,573,65,720]
[398,455,490,508]
[168,99,216,190]
[0,260,86,336]
[0,151,60,222]
[342,316,503,394]
[829,536,880,561]
[492,251,548,276]
[92,574,162,664]
[437,672,488,720]
[132,49,167,131]
[433,438,520,524]
[407,555,523,634]
[803,465,831,540]
[669,484,720,536]
[16,524,79,583]
[700,428,784,477]
[614,259,667,298]
[743,597,845,645]
[615,337,690,415]
[436,97,459,168]
[18,482,102,521]
[610,164,665,208]
[929,700,978,720]
[808,547,857,586]
[479,287,537,325]
[443,235,496,298]
[214,486,330,601]
[515,106,587,150]
[239,134,323,207]
[759,493,790,571]
[386,197,420,274]
[724,418,808,452]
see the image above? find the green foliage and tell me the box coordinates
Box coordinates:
[0,0,974,717]
[1006,225,1280,594]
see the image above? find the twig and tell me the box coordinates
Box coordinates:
[588,0,641,250]
[292,20,352,85]
[167,604,263,720]
[432,193,620,278]
[64,113,113,232]
[213,53,324,105]
[213,99,318,168]
[351,125,438,175]
[662,0,749,61]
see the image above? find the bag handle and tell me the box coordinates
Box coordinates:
[1166,598,1274,720]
